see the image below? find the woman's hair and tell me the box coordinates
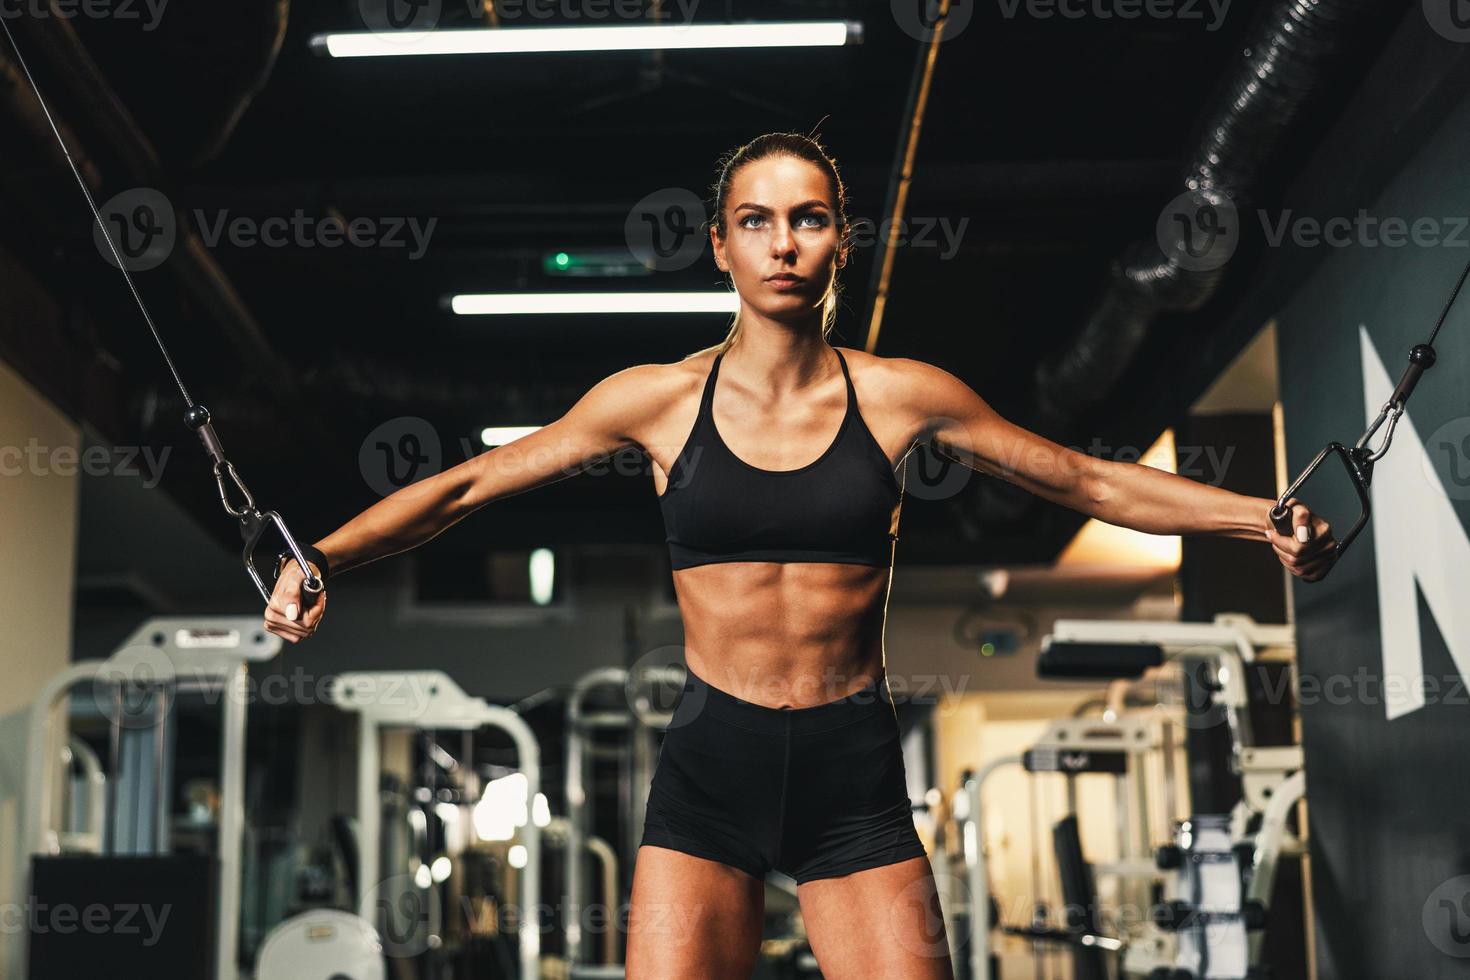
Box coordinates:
[704,132,851,354]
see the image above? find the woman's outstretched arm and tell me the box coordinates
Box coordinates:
[887,357,1336,578]
[264,362,677,642]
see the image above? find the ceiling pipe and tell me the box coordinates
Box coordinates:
[0,5,325,435]
[0,53,101,184]
[862,0,951,353]
[151,0,292,168]
[1030,0,1401,436]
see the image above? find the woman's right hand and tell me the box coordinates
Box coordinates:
[264,558,327,644]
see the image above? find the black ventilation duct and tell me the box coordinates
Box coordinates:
[1031,0,1401,435]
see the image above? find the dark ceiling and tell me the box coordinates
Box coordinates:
[0,0,1387,580]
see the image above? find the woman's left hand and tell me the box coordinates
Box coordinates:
[1264,496,1337,582]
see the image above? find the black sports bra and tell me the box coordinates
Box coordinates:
[658,347,903,570]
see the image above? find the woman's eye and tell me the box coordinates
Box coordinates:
[739,214,828,230]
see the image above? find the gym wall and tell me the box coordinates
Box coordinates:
[1239,15,1470,979]
[0,358,80,970]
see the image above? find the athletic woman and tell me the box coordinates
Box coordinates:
[264,133,1335,979]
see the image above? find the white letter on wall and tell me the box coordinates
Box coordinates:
[1360,324,1470,719]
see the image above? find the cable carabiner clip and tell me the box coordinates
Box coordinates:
[1270,343,1437,573]
[186,404,323,604]
[213,459,256,519]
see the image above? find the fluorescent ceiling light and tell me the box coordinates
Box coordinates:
[313,22,860,58]
[451,292,738,315]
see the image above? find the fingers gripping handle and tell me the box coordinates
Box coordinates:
[1269,501,1294,538]
[241,510,326,607]
[1273,441,1375,580]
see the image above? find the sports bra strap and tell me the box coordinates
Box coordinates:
[833,347,855,398]
[700,351,726,416]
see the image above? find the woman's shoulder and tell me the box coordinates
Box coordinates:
[832,345,927,374]
[587,353,718,429]
[615,350,716,395]
[832,347,981,423]
[832,346,952,394]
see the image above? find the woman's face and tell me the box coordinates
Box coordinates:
[711,154,846,325]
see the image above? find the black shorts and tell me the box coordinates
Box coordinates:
[639,666,927,885]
